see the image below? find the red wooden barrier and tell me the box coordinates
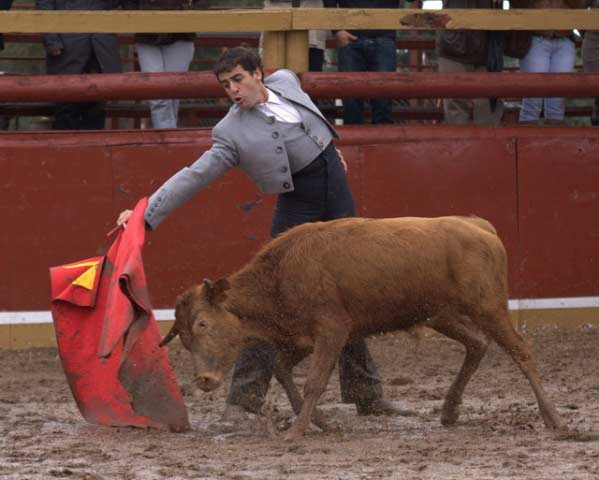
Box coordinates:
[2,125,599,314]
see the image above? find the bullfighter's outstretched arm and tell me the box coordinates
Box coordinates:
[144,125,240,230]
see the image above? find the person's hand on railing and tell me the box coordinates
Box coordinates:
[49,48,63,57]
[335,30,358,48]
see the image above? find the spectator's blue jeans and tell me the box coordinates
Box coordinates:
[136,41,195,129]
[337,37,397,124]
[519,36,575,123]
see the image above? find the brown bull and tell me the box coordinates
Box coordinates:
[160,216,564,440]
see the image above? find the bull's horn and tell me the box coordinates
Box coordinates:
[159,323,179,347]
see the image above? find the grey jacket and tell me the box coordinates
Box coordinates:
[145,69,337,230]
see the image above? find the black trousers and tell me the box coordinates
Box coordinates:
[226,142,383,413]
[309,47,324,73]
[53,101,106,130]
[52,53,106,131]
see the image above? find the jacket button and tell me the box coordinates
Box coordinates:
[319,141,324,148]
[272,132,279,139]
[276,146,283,153]
[281,166,288,173]
[283,182,291,189]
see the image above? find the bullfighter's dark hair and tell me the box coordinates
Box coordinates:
[213,47,264,80]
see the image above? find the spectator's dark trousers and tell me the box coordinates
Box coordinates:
[309,47,324,72]
[47,40,117,130]
[0,0,14,129]
[337,37,397,124]
[53,55,106,131]
[226,142,384,412]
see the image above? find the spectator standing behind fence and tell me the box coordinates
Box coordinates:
[582,0,599,125]
[518,0,585,125]
[121,0,208,129]
[36,0,122,130]
[263,0,327,72]
[323,0,400,125]
[0,0,12,53]
[0,0,13,130]
[437,0,504,125]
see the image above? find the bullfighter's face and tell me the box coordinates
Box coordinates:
[217,65,268,110]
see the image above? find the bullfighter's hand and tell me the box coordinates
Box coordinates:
[336,148,348,172]
[335,30,358,48]
[49,48,63,57]
[117,209,133,227]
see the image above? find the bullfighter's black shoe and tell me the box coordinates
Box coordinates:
[214,403,267,435]
[220,403,252,422]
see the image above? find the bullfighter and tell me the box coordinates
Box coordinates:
[117,47,407,424]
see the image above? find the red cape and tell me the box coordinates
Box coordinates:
[50,198,190,431]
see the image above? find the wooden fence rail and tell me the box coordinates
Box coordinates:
[2,71,599,102]
[2,9,599,70]
[2,9,599,33]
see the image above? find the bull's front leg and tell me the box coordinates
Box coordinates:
[273,349,307,416]
[284,324,348,441]
[273,349,331,432]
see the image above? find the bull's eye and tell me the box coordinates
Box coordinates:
[192,319,208,335]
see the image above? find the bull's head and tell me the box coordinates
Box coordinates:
[160,278,244,392]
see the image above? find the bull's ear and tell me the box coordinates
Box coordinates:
[203,277,230,305]
[213,278,231,303]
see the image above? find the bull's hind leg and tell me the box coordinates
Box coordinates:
[479,310,564,430]
[427,314,490,425]
[273,349,331,431]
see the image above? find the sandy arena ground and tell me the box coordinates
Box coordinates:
[2,325,599,480]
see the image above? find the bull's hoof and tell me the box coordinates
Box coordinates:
[440,409,459,426]
[214,404,265,434]
[283,427,305,442]
[540,410,565,431]
[220,403,251,422]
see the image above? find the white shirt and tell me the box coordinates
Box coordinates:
[257,88,303,123]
